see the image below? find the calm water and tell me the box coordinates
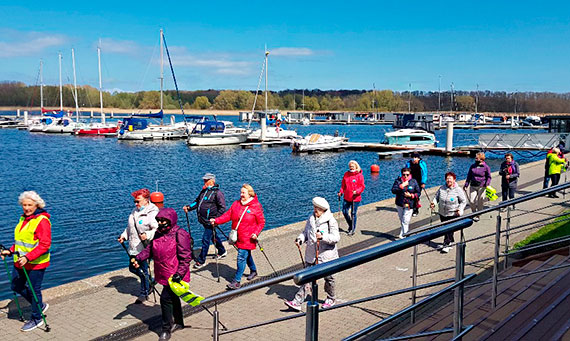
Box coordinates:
[0,114,546,298]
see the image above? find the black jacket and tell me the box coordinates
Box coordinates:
[188,184,226,226]
[391,176,421,208]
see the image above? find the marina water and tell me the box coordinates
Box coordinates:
[0,115,546,299]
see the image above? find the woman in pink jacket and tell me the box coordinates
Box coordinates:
[338,160,365,235]
[212,184,265,290]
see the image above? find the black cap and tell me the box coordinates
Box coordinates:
[412,152,421,158]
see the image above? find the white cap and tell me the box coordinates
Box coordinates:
[312,197,330,211]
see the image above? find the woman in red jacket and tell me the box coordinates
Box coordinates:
[212,184,265,290]
[338,160,365,235]
[1,191,51,332]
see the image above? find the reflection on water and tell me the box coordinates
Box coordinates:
[0,117,546,298]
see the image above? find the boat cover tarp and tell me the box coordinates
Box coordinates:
[43,110,65,118]
[121,118,149,131]
[132,110,164,119]
[193,121,225,134]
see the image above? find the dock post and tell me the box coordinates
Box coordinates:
[260,113,267,141]
[24,111,28,125]
[17,109,20,118]
[111,110,114,118]
[446,122,454,152]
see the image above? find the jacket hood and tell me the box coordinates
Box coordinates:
[156,207,178,227]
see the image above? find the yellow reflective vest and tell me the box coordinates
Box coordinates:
[14,215,51,265]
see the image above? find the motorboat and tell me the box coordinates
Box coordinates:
[117,112,188,141]
[248,126,298,140]
[383,129,437,147]
[291,133,345,152]
[75,122,120,136]
[0,116,19,128]
[42,116,83,134]
[187,120,249,146]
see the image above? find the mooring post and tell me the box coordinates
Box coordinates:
[446,122,454,152]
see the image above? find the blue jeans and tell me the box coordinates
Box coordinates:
[129,260,150,297]
[342,200,360,232]
[11,267,45,320]
[235,248,256,283]
[196,226,226,265]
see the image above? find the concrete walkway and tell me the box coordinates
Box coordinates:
[0,160,566,341]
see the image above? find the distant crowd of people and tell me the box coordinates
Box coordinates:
[2,145,567,339]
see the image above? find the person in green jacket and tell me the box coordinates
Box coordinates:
[547,147,567,198]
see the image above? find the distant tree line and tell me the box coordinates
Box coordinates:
[2,81,570,113]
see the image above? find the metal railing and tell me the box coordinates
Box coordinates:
[201,181,570,340]
[409,181,570,314]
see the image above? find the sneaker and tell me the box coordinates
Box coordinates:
[171,323,184,333]
[135,295,148,304]
[441,246,451,253]
[226,281,240,290]
[41,303,49,314]
[472,216,480,222]
[284,300,302,312]
[397,234,404,240]
[216,251,227,260]
[159,331,171,341]
[322,298,336,309]
[193,262,205,269]
[348,230,355,236]
[21,318,43,332]
[247,271,258,281]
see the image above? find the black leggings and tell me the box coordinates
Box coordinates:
[551,173,561,187]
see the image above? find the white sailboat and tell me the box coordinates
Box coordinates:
[43,49,85,134]
[291,133,345,152]
[187,118,249,146]
[118,29,188,141]
[247,47,297,141]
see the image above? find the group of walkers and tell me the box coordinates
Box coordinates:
[2,148,568,339]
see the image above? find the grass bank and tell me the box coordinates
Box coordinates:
[513,210,570,250]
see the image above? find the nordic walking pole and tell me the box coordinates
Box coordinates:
[208,209,220,283]
[14,252,50,332]
[184,211,194,250]
[213,225,239,251]
[315,239,320,265]
[423,188,436,226]
[337,196,343,232]
[0,245,24,321]
[256,239,278,276]
[296,243,305,268]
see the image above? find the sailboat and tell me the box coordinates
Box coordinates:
[118,29,188,141]
[28,54,75,133]
[187,116,249,146]
[76,43,119,136]
[247,47,297,141]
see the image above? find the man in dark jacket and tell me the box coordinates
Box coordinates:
[183,173,227,269]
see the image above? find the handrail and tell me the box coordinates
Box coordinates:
[294,219,473,285]
[407,182,570,236]
[343,273,476,341]
[218,277,457,336]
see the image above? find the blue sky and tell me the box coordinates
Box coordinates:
[1,1,569,93]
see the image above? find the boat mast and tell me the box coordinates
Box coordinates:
[475,83,479,114]
[260,46,269,141]
[59,52,63,112]
[40,59,44,110]
[450,82,454,116]
[438,75,441,113]
[98,41,105,124]
[408,83,412,113]
[264,45,268,113]
[72,48,80,122]
[160,28,164,125]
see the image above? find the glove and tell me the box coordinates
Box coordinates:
[172,274,182,283]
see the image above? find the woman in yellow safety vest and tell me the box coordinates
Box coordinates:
[0,191,51,332]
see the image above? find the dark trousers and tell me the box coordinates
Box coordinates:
[342,200,360,232]
[128,259,150,297]
[501,185,516,201]
[160,285,184,332]
[196,225,226,265]
[551,173,561,187]
[440,215,455,246]
[11,267,45,320]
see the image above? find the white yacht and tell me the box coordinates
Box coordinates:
[291,133,345,152]
[187,120,249,146]
[383,129,437,147]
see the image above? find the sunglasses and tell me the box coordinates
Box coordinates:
[134,200,142,203]
[402,173,410,176]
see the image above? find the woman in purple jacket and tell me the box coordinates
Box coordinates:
[463,152,492,221]
[135,208,192,341]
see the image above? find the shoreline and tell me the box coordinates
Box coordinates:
[0,107,241,116]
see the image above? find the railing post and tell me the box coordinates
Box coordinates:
[492,215,501,309]
[411,244,418,324]
[306,281,319,341]
[453,234,466,338]
[213,306,220,341]
[504,206,511,270]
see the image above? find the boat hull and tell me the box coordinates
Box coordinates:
[187,132,248,146]
[117,126,187,140]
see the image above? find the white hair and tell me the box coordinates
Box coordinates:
[18,191,46,209]
[348,160,361,172]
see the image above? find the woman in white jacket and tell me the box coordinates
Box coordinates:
[117,188,159,303]
[284,197,340,311]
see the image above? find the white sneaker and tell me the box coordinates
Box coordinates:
[215,251,227,260]
[398,234,404,240]
[441,246,451,253]
[322,298,336,309]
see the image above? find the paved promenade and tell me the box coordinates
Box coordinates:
[0,160,566,340]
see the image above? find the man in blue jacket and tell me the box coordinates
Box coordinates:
[405,152,428,217]
[184,173,227,269]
